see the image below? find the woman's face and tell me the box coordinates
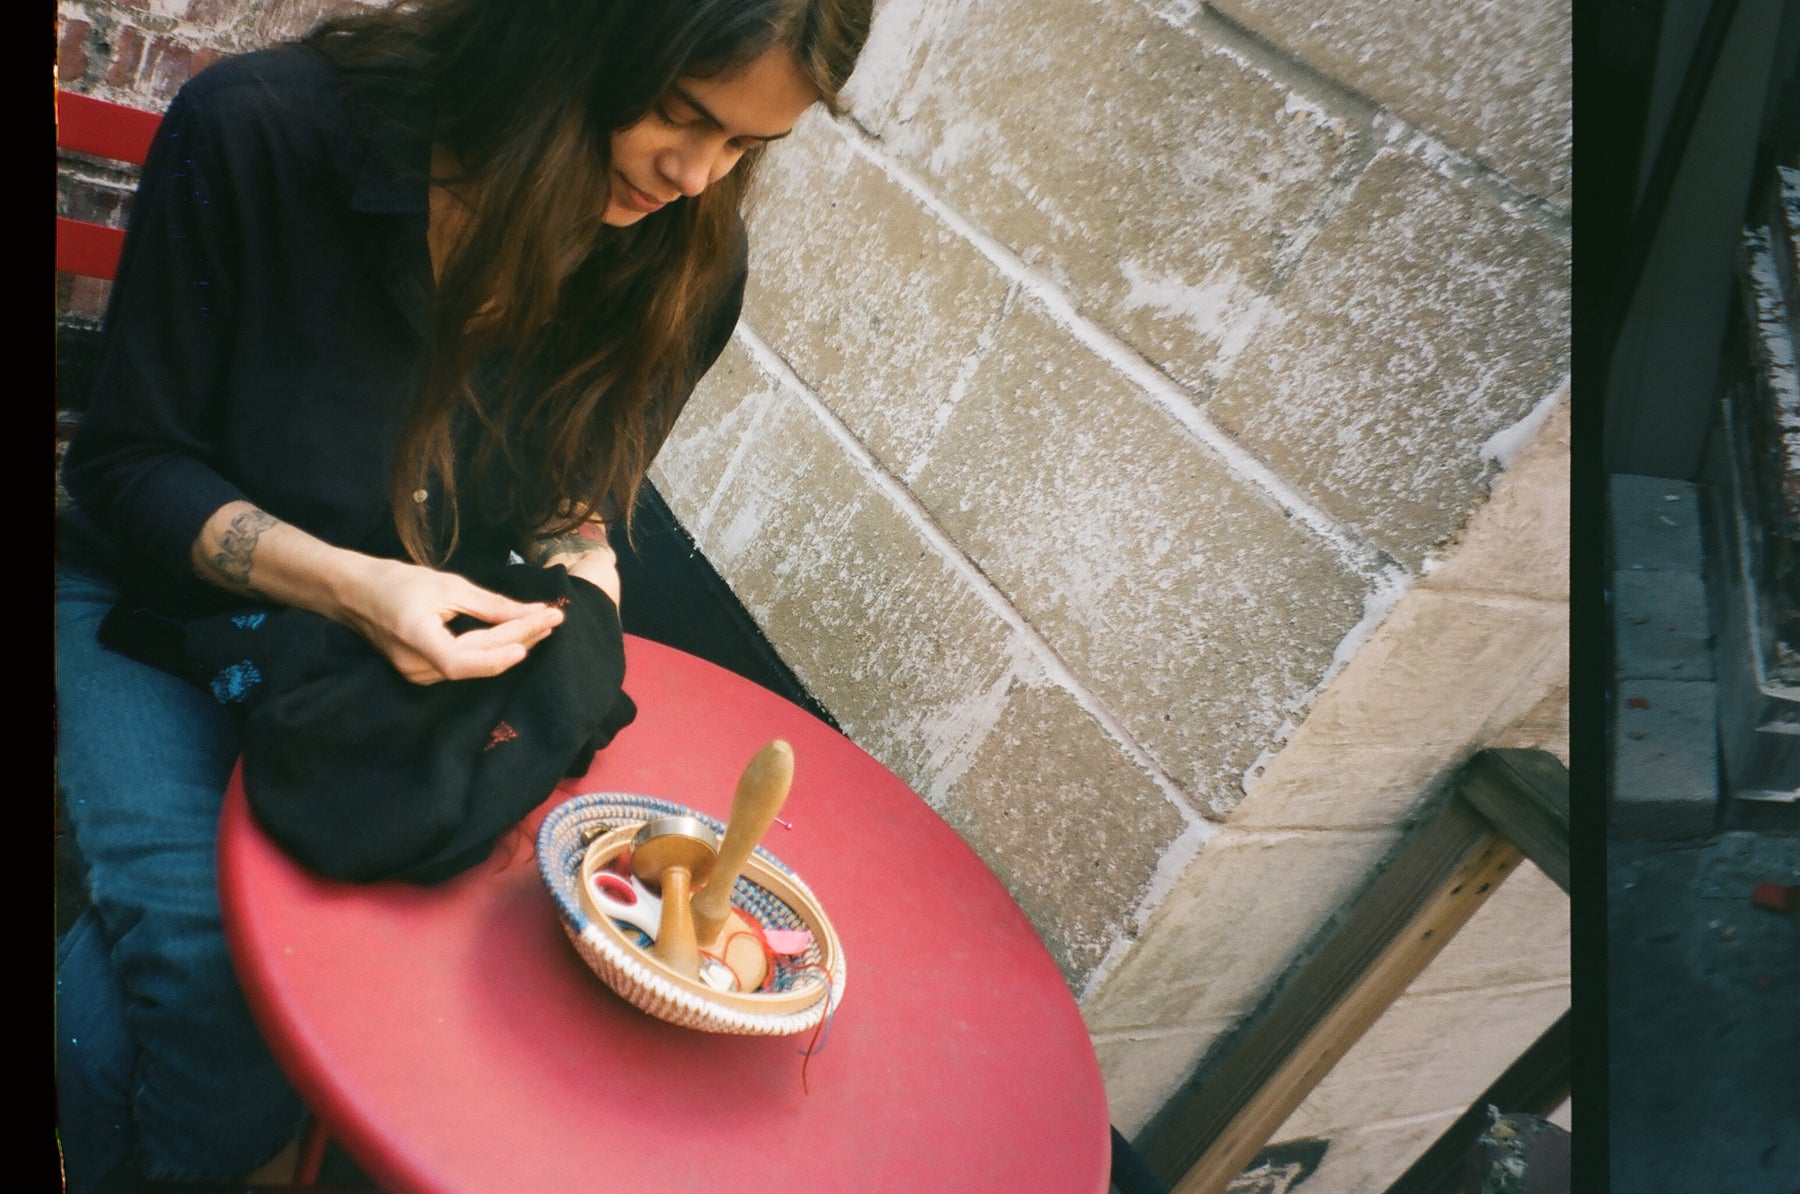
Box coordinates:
[602,46,818,226]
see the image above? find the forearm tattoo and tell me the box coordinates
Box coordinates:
[529,521,612,564]
[209,509,281,586]
[530,531,590,561]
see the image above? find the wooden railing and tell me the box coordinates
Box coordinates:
[1134,748,1571,1193]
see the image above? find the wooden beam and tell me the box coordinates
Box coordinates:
[1138,751,1571,1193]
[1138,798,1522,1190]
[1457,749,1570,893]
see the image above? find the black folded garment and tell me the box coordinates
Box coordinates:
[98,563,636,884]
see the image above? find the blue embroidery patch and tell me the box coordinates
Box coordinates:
[231,612,267,631]
[211,661,263,704]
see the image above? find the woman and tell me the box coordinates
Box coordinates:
[54,0,871,1188]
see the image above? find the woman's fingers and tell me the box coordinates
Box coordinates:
[442,578,560,630]
[398,635,528,685]
[443,612,556,660]
[357,565,567,684]
[409,608,564,684]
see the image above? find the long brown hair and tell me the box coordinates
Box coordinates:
[305,0,872,564]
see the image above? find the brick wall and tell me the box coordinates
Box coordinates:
[55,1,374,323]
[54,0,374,488]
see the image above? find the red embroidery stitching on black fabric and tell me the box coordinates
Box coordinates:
[485,720,519,750]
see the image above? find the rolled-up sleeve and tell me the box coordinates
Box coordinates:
[63,84,251,585]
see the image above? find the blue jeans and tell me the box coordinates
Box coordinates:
[55,544,304,1189]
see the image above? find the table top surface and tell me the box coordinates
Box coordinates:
[218,634,1111,1194]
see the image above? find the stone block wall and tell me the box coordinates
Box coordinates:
[55,1,1571,1188]
[660,2,1570,1188]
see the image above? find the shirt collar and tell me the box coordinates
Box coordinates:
[336,77,434,337]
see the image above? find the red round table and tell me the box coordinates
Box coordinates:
[218,634,1111,1193]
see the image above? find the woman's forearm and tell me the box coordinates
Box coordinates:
[525,516,622,609]
[190,500,566,684]
[190,501,377,620]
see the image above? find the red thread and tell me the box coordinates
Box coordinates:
[788,958,837,1094]
[694,916,835,1093]
[699,917,778,993]
[739,916,780,991]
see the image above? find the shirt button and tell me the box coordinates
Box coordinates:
[412,489,429,504]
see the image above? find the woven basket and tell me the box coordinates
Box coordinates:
[537,792,845,1035]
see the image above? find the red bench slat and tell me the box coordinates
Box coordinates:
[57,90,161,166]
[56,217,128,280]
[56,90,162,282]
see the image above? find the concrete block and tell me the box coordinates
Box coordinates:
[1271,982,1570,1139]
[1233,742,1467,833]
[660,375,1024,796]
[1612,679,1720,838]
[1081,827,1402,1034]
[651,338,777,513]
[1421,384,1570,601]
[1474,631,1570,765]
[1210,0,1571,204]
[938,681,1191,988]
[249,1,366,46]
[843,0,1364,395]
[1613,569,1715,681]
[1232,591,1567,828]
[740,113,1014,479]
[1609,474,1706,574]
[1405,860,1569,993]
[1093,1024,1235,1138]
[1208,148,1571,572]
[913,299,1369,814]
[1485,674,1571,764]
[662,346,1194,989]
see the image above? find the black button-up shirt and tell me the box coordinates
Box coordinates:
[62,43,745,616]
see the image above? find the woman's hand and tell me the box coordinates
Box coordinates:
[340,558,565,685]
[191,500,565,685]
